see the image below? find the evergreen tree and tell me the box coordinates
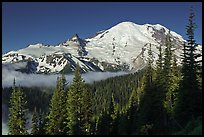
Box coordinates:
[162,31,179,114]
[108,94,117,134]
[96,94,118,135]
[96,111,110,135]
[126,89,138,134]
[154,31,181,133]
[155,44,164,86]
[137,44,155,134]
[111,94,120,135]
[145,43,154,88]
[45,75,67,135]
[167,54,181,113]
[97,97,117,135]
[42,112,50,135]
[163,31,173,78]
[31,107,39,135]
[8,79,28,135]
[80,84,93,134]
[174,7,202,127]
[137,43,171,134]
[66,63,93,135]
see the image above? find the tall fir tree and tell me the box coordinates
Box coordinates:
[80,83,93,134]
[8,79,28,135]
[126,88,138,134]
[155,43,164,86]
[95,94,118,135]
[167,54,181,113]
[163,30,173,77]
[137,43,171,134]
[137,44,155,134]
[45,75,67,135]
[174,7,202,127]
[156,30,182,133]
[162,30,178,114]
[145,43,154,88]
[66,63,93,135]
[108,94,117,134]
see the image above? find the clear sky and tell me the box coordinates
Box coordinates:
[2,2,202,54]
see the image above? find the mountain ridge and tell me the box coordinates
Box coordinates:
[2,21,202,74]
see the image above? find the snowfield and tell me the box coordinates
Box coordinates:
[2,21,202,74]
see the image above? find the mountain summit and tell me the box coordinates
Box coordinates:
[2,21,202,74]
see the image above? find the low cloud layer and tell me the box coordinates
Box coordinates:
[2,66,128,88]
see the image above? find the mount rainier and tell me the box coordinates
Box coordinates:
[2,21,202,74]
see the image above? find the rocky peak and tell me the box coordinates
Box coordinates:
[70,34,80,42]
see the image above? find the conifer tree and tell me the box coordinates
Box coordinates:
[66,63,93,135]
[95,94,118,135]
[145,43,154,88]
[100,99,114,135]
[168,54,181,112]
[45,75,67,135]
[8,79,28,135]
[155,30,182,134]
[162,31,179,114]
[163,31,173,78]
[81,84,93,134]
[155,44,164,86]
[137,43,170,134]
[126,90,138,134]
[137,44,155,134]
[96,111,110,135]
[31,107,39,135]
[174,7,201,126]
[108,94,117,134]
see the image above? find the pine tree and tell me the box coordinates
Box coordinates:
[155,30,183,134]
[174,7,202,127]
[126,89,138,134]
[155,44,164,86]
[108,94,117,134]
[8,79,28,135]
[100,100,115,134]
[163,31,173,78]
[45,75,67,135]
[80,84,93,134]
[169,55,181,112]
[66,63,93,135]
[96,111,110,135]
[162,31,179,114]
[144,43,154,88]
[31,107,39,135]
[137,43,171,134]
[95,94,118,135]
[137,44,155,134]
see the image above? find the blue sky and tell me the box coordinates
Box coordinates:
[2,2,202,53]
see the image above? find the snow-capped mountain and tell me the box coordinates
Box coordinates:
[2,21,202,74]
